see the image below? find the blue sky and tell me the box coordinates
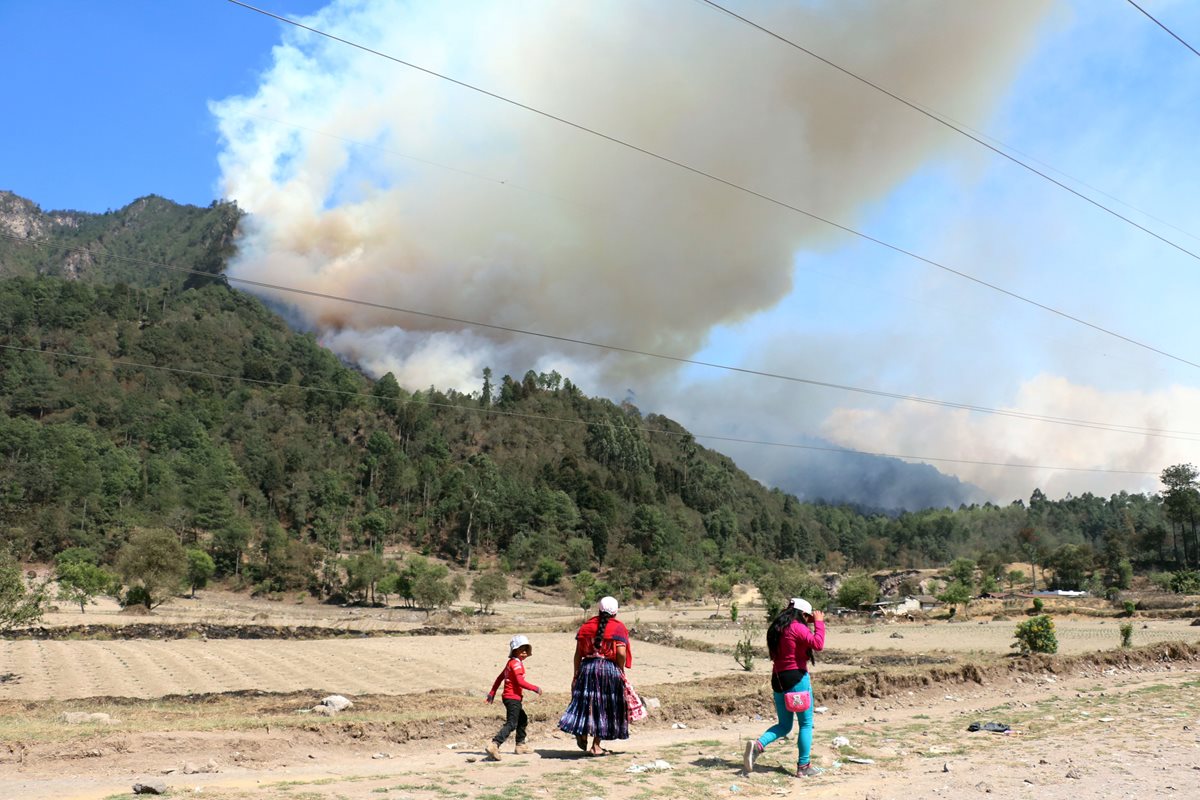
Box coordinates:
[4,0,1200,504]
[0,0,326,211]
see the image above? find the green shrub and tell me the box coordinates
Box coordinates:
[1013,614,1057,654]
[1032,597,1044,614]
[837,574,879,610]
[1122,600,1136,616]
[729,601,739,623]
[938,580,972,607]
[1119,622,1133,649]
[1149,572,1173,592]
[122,585,152,609]
[1168,570,1200,594]
[530,557,564,587]
[734,625,757,671]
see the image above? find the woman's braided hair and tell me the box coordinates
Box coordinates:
[593,611,613,653]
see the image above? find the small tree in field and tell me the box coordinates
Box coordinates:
[709,575,734,613]
[1119,622,1133,649]
[1013,614,1057,654]
[185,549,216,598]
[412,564,458,616]
[116,529,187,610]
[56,560,116,613]
[1006,570,1025,590]
[938,580,973,616]
[471,571,507,614]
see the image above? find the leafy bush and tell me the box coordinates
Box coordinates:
[1119,622,1133,649]
[938,580,972,607]
[122,585,152,609]
[1013,614,1057,654]
[0,550,47,631]
[1122,600,1136,616]
[1168,570,1200,594]
[729,601,739,623]
[1149,572,1174,592]
[837,574,879,609]
[1032,597,1044,614]
[530,557,564,587]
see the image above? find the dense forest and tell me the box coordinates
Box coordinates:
[2,192,1199,605]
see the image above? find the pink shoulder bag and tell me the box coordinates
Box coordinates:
[784,689,811,713]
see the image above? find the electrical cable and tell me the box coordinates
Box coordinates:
[225,0,1200,374]
[697,0,1200,262]
[0,341,1161,476]
[5,230,1200,442]
[1126,0,1200,59]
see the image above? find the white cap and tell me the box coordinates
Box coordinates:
[599,596,619,615]
[509,634,531,654]
[790,598,813,615]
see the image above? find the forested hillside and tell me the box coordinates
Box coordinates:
[1,193,1197,603]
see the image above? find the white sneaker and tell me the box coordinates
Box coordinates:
[743,740,760,775]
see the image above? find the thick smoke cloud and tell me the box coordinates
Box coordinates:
[213,0,1051,393]
[823,375,1194,503]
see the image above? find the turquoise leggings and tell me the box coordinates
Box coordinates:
[756,672,814,766]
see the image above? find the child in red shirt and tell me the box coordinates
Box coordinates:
[485,634,540,759]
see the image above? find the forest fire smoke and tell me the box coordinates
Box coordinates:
[213,0,1051,393]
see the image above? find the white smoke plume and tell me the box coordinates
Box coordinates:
[213,0,1052,397]
[822,374,1193,502]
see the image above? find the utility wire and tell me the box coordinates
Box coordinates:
[5,231,1200,442]
[698,0,1200,263]
[226,0,1200,374]
[1126,0,1200,59]
[0,341,1160,476]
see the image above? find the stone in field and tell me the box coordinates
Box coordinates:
[132,780,167,794]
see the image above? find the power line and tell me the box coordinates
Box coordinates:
[697,0,1200,264]
[226,0,1200,374]
[1126,0,1200,59]
[0,342,1160,476]
[6,231,1200,443]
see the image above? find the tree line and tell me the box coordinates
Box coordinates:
[2,194,1198,611]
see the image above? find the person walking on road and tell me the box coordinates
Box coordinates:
[743,597,826,778]
[485,634,541,759]
[558,596,633,756]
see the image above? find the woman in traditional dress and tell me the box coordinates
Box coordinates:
[558,595,632,755]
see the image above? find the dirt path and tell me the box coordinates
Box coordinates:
[3,655,1197,800]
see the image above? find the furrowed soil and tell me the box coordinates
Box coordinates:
[3,593,1200,799]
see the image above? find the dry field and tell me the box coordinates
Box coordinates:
[3,592,1200,799]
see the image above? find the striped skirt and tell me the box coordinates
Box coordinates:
[558,657,629,741]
